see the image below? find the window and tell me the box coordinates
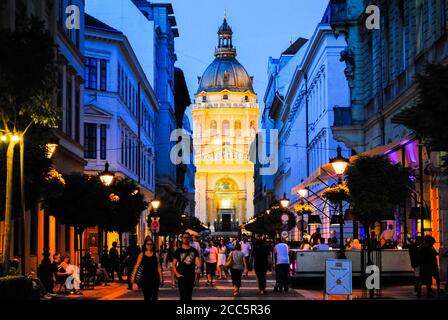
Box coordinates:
[100,124,107,160]
[223,94,228,100]
[416,0,425,54]
[75,86,80,143]
[235,121,241,136]
[210,120,217,137]
[202,96,207,102]
[100,59,107,91]
[118,64,121,95]
[244,96,249,102]
[222,120,230,136]
[85,57,98,89]
[66,75,72,137]
[121,130,124,164]
[84,123,97,159]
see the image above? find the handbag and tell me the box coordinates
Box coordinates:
[224,252,233,269]
[133,264,144,284]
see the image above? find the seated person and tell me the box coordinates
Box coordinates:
[300,239,312,250]
[348,239,362,250]
[52,253,68,286]
[60,255,82,295]
[313,238,330,251]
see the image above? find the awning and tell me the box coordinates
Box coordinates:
[291,134,417,195]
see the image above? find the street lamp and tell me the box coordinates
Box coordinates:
[150,197,161,213]
[330,146,350,179]
[99,162,114,186]
[45,143,58,159]
[280,193,290,209]
[329,146,349,259]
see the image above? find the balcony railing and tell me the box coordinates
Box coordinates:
[333,107,353,126]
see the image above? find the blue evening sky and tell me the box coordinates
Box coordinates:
[158,0,329,104]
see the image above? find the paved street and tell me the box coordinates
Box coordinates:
[54,270,448,301]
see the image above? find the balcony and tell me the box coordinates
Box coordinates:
[333,107,353,126]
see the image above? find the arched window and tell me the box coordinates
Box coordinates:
[210,120,217,137]
[222,120,230,136]
[244,96,249,102]
[223,94,229,100]
[234,120,241,136]
[250,120,256,136]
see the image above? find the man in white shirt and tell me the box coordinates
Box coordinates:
[240,237,252,276]
[273,238,290,292]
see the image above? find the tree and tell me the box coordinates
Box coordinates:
[398,63,448,172]
[245,200,296,238]
[105,178,148,251]
[156,206,183,237]
[0,15,58,272]
[345,155,411,263]
[44,174,112,262]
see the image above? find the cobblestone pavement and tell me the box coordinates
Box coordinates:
[54,270,448,301]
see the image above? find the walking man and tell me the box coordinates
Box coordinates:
[172,232,201,301]
[274,237,290,292]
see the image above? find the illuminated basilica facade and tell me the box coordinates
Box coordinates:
[192,17,259,233]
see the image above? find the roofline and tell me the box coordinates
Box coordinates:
[85,29,159,112]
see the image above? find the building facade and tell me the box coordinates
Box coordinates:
[83,13,158,247]
[257,12,352,241]
[192,18,259,234]
[330,0,448,279]
[0,0,85,273]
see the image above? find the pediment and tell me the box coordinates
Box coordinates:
[84,104,113,118]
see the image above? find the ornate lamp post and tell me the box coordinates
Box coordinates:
[329,146,350,259]
[99,162,114,186]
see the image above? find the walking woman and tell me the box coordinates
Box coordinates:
[131,236,162,301]
[228,242,247,297]
[166,239,178,288]
[253,239,270,295]
[217,239,228,280]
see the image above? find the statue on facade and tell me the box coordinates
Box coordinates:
[340,46,355,84]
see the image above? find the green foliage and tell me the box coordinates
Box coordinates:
[399,63,448,172]
[155,205,183,236]
[0,127,54,218]
[44,173,112,232]
[346,155,411,227]
[0,15,58,132]
[0,275,39,300]
[181,215,207,233]
[245,200,296,237]
[105,178,148,234]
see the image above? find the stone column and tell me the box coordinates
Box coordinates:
[246,173,255,222]
[195,173,207,224]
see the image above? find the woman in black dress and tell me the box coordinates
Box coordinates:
[131,237,162,301]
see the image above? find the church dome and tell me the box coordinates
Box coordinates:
[197,57,254,93]
[197,17,254,94]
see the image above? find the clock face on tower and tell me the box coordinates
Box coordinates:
[192,17,260,234]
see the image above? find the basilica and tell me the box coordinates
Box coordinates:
[192,17,259,234]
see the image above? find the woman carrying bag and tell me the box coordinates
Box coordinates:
[226,242,247,297]
[131,236,163,301]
